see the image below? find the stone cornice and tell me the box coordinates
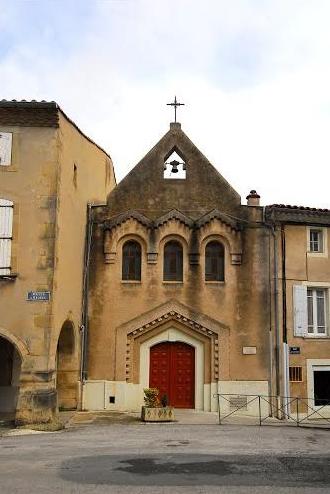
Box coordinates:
[196,209,241,231]
[102,208,240,232]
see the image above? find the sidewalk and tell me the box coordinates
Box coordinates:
[63,409,330,429]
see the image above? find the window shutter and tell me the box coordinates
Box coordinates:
[0,133,12,166]
[293,285,307,336]
[0,199,13,275]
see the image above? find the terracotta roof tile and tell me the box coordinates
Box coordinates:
[267,204,330,213]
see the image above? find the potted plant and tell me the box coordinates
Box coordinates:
[141,388,175,422]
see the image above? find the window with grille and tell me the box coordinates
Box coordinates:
[309,229,324,253]
[163,241,183,281]
[0,199,13,275]
[205,241,224,281]
[289,366,303,382]
[307,288,328,335]
[122,241,141,281]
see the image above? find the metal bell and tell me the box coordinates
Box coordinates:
[170,160,179,173]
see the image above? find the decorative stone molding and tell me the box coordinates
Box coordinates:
[196,209,241,231]
[117,299,229,385]
[189,253,200,265]
[154,209,194,229]
[147,252,158,264]
[101,208,243,266]
[105,252,116,264]
[231,253,242,265]
[103,210,152,231]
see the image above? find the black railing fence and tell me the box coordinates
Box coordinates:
[215,393,330,427]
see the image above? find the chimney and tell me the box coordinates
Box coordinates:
[246,190,260,206]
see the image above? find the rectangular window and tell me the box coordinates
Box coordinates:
[0,132,12,166]
[309,229,323,253]
[0,199,13,275]
[307,288,327,335]
[313,369,330,406]
[289,366,303,382]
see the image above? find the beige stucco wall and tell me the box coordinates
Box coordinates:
[0,113,115,421]
[87,205,271,410]
[282,225,330,402]
[0,125,58,366]
[49,113,115,369]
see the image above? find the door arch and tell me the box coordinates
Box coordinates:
[56,320,78,410]
[149,341,195,408]
[0,335,21,416]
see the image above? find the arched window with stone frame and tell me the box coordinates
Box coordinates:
[163,240,183,281]
[122,240,142,281]
[205,240,225,281]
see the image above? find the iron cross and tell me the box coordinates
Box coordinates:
[167,96,185,123]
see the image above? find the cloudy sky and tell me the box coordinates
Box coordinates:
[1,1,330,207]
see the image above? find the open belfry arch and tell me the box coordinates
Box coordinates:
[84,117,270,413]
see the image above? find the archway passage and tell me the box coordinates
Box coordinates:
[56,321,77,410]
[0,336,21,417]
[149,342,195,408]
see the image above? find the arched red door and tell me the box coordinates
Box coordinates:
[149,342,195,408]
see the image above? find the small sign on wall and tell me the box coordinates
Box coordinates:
[242,346,257,355]
[27,291,51,301]
[289,346,301,355]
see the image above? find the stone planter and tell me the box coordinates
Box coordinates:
[141,406,175,422]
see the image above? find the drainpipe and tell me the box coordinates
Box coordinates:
[273,225,281,404]
[262,207,281,415]
[80,203,107,410]
[281,225,290,417]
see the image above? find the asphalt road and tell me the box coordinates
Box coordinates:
[1,422,330,493]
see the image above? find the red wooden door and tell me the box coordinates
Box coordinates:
[149,342,195,408]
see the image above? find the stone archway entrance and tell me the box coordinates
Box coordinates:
[150,341,195,408]
[0,336,21,417]
[56,320,77,410]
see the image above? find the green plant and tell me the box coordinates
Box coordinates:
[160,394,168,407]
[143,388,160,407]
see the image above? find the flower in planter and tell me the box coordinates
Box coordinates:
[143,388,160,407]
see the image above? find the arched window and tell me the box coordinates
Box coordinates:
[122,241,141,281]
[164,241,183,281]
[205,241,224,281]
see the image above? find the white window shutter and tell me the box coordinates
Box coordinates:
[293,285,307,336]
[0,132,12,166]
[0,199,13,274]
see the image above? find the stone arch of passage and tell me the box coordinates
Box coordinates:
[56,319,78,410]
[0,329,27,415]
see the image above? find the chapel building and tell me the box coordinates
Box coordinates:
[84,122,272,413]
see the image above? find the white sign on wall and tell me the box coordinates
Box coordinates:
[0,132,12,166]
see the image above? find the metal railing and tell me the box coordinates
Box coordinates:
[215,393,330,427]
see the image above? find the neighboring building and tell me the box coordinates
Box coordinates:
[0,101,115,424]
[265,205,330,416]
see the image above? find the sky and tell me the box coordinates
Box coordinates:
[1,0,330,207]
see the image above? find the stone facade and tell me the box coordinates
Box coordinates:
[85,122,270,412]
[0,101,115,423]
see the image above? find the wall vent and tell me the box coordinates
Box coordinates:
[289,366,303,382]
